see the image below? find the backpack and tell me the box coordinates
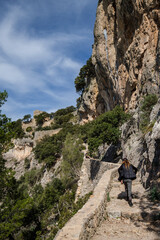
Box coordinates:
[122,164,136,180]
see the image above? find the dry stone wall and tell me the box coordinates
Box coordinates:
[55,164,119,240]
[76,158,119,201]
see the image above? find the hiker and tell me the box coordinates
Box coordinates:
[118,158,137,206]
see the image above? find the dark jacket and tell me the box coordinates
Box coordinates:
[118,163,137,181]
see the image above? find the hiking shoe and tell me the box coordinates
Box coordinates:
[128,200,133,207]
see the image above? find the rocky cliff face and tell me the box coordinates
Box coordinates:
[80,0,160,120]
[121,100,160,188]
[77,0,160,189]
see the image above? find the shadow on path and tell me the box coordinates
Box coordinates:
[139,196,160,238]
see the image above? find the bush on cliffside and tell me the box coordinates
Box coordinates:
[34,112,49,127]
[140,94,158,132]
[87,106,130,154]
[51,106,76,129]
[149,186,160,202]
[74,57,95,93]
[61,133,84,185]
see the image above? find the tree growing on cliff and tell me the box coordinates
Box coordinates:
[0,90,12,146]
[140,94,158,132]
[23,114,31,123]
[62,133,84,184]
[34,112,49,127]
[74,57,95,93]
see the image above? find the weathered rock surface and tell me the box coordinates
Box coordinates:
[80,0,160,121]
[3,138,33,162]
[78,77,99,124]
[121,101,160,188]
[3,129,62,184]
[22,110,54,134]
[33,128,61,146]
[3,138,39,179]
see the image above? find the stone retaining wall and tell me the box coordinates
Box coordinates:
[55,164,120,240]
[33,129,61,146]
[76,159,120,201]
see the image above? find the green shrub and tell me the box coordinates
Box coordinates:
[140,94,158,113]
[34,112,49,127]
[26,126,32,132]
[23,114,31,123]
[40,178,65,210]
[61,133,84,183]
[24,158,30,170]
[34,136,62,168]
[54,113,73,125]
[107,192,110,202]
[149,186,160,201]
[40,126,52,131]
[51,106,76,129]
[54,106,76,117]
[74,57,95,93]
[34,123,82,169]
[140,94,158,132]
[87,106,130,154]
[19,168,42,188]
[76,97,81,108]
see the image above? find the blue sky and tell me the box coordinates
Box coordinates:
[0,0,98,120]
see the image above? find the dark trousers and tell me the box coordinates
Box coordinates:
[123,179,132,200]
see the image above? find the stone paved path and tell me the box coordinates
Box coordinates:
[91,176,160,240]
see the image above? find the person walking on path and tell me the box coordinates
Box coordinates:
[118,158,137,207]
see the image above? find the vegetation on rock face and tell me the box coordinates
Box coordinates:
[74,57,95,94]
[76,96,81,108]
[26,126,33,132]
[51,105,76,129]
[0,90,130,239]
[23,114,32,123]
[34,135,62,169]
[86,105,130,154]
[149,186,160,202]
[34,112,50,127]
[140,94,158,132]
[34,106,129,169]
[54,106,76,118]
[35,106,76,131]
[0,91,24,149]
[61,133,84,184]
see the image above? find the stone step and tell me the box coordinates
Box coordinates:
[106,199,143,220]
[90,175,160,240]
[91,218,158,240]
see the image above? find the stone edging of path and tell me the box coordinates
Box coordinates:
[54,163,120,240]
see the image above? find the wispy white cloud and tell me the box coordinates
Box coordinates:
[0,5,85,90]
[0,0,97,120]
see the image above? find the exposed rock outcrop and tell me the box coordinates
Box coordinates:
[3,128,62,184]
[121,100,160,188]
[33,128,61,146]
[3,138,38,179]
[22,110,54,134]
[80,0,160,121]
[78,77,99,124]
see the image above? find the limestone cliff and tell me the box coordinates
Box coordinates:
[79,0,160,121]
[76,0,160,191]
